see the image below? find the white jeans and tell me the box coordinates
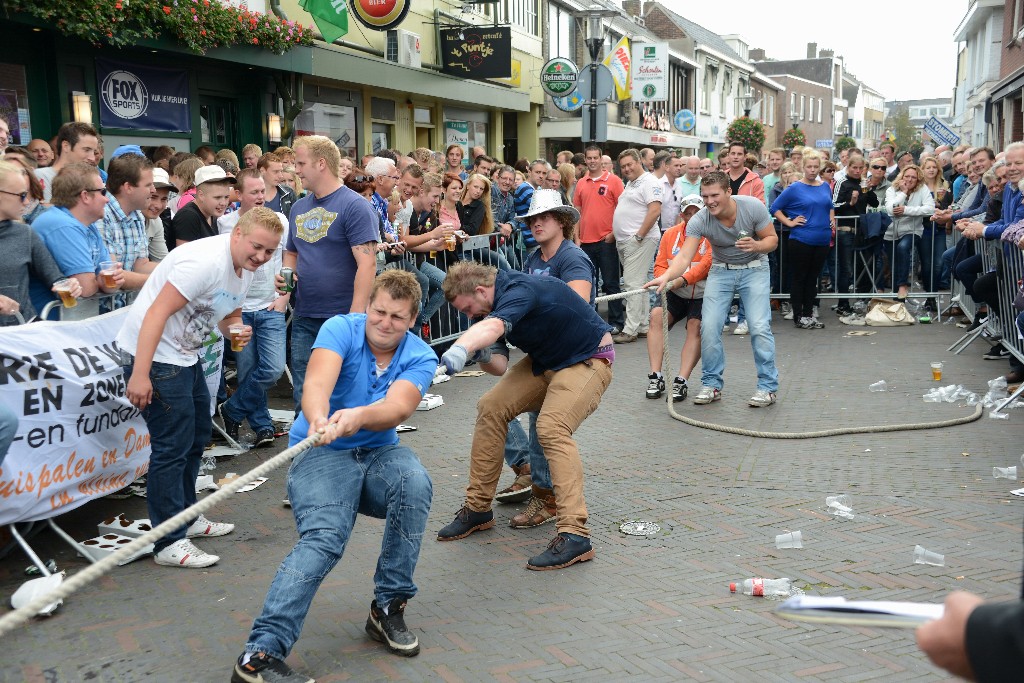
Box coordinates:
[616,236,659,336]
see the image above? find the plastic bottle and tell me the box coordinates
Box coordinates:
[730,578,793,597]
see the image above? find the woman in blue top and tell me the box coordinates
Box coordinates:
[770,150,835,329]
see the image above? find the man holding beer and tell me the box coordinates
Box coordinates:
[119,207,284,569]
[217,168,290,448]
[29,162,125,316]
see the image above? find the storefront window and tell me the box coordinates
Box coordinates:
[294,101,357,158]
[0,64,31,146]
[371,122,392,154]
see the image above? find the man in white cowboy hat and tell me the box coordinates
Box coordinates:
[434,190,612,571]
[489,190,599,529]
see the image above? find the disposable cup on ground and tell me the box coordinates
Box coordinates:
[914,545,945,566]
[993,466,1018,480]
[868,381,888,392]
[826,495,851,511]
[775,531,803,549]
[930,362,943,381]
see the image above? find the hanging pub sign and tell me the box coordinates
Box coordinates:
[349,0,411,31]
[440,27,512,80]
[96,59,190,133]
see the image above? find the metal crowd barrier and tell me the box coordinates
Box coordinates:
[770,214,952,303]
[379,231,529,347]
[993,242,1024,411]
[948,238,1003,355]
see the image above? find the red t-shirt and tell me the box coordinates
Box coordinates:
[573,171,624,243]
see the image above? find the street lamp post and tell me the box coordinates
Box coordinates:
[580,5,617,143]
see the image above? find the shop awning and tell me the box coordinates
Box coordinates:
[310,44,531,112]
[539,118,700,150]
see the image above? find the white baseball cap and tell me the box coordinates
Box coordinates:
[194,165,234,187]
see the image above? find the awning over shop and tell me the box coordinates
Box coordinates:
[539,118,700,150]
[310,44,531,112]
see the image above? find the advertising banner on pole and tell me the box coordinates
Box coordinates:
[0,309,151,526]
[631,43,668,102]
[603,36,631,100]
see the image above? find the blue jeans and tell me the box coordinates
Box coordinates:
[222,309,286,433]
[463,247,512,271]
[0,402,16,467]
[245,443,432,660]
[940,245,956,290]
[504,413,552,489]
[581,240,624,330]
[836,231,855,306]
[954,254,984,298]
[918,227,945,291]
[290,316,328,409]
[884,234,919,289]
[417,261,447,326]
[123,361,211,553]
[699,264,779,392]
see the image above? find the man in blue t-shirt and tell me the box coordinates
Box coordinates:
[30,162,125,316]
[236,271,437,683]
[279,136,380,411]
[512,160,550,250]
[435,261,612,572]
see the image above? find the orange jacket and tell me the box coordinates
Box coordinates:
[654,222,712,299]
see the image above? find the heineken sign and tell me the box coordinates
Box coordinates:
[540,57,579,97]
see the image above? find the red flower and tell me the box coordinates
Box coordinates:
[162,5,171,13]
[252,37,259,44]
[200,29,206,36]
[114,1,122,8]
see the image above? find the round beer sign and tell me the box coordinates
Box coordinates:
[540,57,579,98]
[350,0,411,31]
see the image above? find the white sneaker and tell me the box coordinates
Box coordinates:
[186,515,235,538]
[693,386,722,404]
[749,390,777,407]
[154,538,220,568]
[732,321,749,335]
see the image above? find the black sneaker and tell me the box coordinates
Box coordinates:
[645,373,665,399]
[366,599,420,656]
[231,651,313,683]
[218,402,240,442]
[437,506,494,541]
[526,532,595,571]
[983,345,1010,360]
[254,429,276,448]
[671,378,687,402]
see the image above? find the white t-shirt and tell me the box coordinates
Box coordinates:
[116,233,253,366]
[612,171,663,241]
[35,167,57,203]
[218,209,288,312]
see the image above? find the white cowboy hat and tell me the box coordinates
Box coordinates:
[515,188,580,224]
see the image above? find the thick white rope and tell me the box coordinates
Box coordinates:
[0,289,981,636]
[593,288,984,438]
[0,434,321,638]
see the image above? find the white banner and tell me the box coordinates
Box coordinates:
[631,42,668,103]
[0,309,151,525]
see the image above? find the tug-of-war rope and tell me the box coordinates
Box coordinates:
[0,290,980,636]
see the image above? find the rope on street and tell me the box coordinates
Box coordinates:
[595,288,985,438]
[0,434,322,639]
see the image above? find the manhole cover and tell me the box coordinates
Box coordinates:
[619,520,660,536]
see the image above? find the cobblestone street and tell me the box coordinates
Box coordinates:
[3,310,1021,683]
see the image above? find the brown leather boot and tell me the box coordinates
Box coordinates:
[495,463,533,504]
[509,486,556,528]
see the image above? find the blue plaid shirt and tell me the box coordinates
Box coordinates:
[371,192,397,241]
[97,195,147,271]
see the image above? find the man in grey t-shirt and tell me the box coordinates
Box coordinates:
[647,171,781,407]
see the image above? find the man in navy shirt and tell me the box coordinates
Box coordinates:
[235,271,437,683]
[435,261,613,571]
